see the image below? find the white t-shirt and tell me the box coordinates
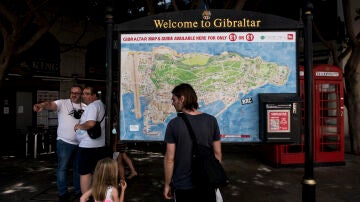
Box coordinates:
[76,100,106,148]
[54,99,86,145]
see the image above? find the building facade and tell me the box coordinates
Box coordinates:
[0,17,108,155]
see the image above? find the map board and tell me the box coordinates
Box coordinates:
[119,31,297,142]
[116,9,302,142]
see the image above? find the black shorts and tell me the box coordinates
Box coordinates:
[78,146,109,175]
[175,187,216,202]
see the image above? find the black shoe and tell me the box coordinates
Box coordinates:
[87,195,95,202]
[72,192,82,201]
[58,193,70,202]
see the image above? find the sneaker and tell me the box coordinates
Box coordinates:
[58,193,70,202]
[73,192,82,201]
[87,195,95,202]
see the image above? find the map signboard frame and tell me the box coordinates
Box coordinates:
[116,10,302,143]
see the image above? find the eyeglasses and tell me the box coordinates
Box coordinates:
[82,92,92,96]
[71,92,81,95]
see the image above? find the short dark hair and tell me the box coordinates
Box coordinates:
[84,86,99,98]
[172,83,199,110]
[71,85,83,91]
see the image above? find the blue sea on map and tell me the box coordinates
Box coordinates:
[120,42,297,142]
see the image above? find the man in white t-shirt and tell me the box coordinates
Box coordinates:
[33,85,86,202]
[74,86,108,194]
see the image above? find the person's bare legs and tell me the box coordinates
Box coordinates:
[117,154,126,180]
[80,174,92,194]
[121,153,138,179]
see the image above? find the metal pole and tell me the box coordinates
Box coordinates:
[105,6,113,148]
[26,132,29,157]
[302,1,316,201]
[34,133,38,159]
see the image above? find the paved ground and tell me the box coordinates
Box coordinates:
[1,143,360,202]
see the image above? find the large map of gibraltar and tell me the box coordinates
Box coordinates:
[120,32,297,142]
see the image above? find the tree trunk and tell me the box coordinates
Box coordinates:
[344,46,360,154]
[0,43,13,89]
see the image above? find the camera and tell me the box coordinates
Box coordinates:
[69,109,84,119]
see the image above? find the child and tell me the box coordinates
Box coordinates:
[80,158,127,202]
[116,142,138,180]
[112,120,138,180]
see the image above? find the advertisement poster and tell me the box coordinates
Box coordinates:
[119,31,297,142]
[36,90,59,128]
[267,110,291,133]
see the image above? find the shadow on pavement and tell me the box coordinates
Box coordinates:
[1,143,360,202]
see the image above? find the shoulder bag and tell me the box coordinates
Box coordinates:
[178,113,230,188]
[87,109,105,139]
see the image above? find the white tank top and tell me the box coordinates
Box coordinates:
[95,186,113,202]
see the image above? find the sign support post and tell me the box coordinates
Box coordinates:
[105,6,113,147]
[302,2,316,201]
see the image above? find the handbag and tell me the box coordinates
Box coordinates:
[87,110,105,139]
[178,113,230,188]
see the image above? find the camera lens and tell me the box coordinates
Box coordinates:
[69,109,84,119]
[74,109,83,119]
[73,112,81,119]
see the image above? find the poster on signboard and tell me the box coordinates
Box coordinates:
[267,109,291,133]
[119,31,297,142]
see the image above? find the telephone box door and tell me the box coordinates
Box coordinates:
[313,65,344,163]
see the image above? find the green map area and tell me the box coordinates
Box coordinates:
[150,46,289,96]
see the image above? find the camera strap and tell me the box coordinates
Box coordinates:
[70,100,83,111]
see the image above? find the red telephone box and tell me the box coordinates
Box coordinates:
[313,64,345,163]
[261,64,345,166]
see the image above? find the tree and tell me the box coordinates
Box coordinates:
[304,0,360,154]
[0,0,65,88]
[342,0,360,154]
[0,0,107,88]
[318,0,360,154]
